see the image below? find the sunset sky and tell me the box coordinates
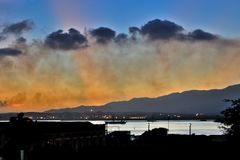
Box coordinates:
[0,0,240,112]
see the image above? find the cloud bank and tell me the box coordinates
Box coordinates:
[0,18,239,112]
[1,19,34,35]
[0,48,22,57]
[45,28,87,50]
[89,27,116,43]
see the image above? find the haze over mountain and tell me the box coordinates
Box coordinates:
[46,84,240,114]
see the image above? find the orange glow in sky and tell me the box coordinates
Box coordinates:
[1,39,240,112]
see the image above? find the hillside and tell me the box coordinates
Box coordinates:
[46,84,240,114]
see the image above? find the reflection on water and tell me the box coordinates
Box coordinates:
[106,120,223,135]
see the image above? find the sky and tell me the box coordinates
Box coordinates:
[1,0,240,37]
[0,0,240,112]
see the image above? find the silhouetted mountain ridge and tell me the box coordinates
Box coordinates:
[46,84,240,114]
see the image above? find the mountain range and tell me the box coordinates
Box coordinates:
[46,84,240,114]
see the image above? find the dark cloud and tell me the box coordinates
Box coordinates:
[188,29,217,40]
[2,19,34,35]
[141,19,184,40]
[45,28,87,50]
[90,27,116,43]
[0,48,22,57]
[129,27,141,34]
[129,27,141,40]
[130,19,217,41]
[16,37,27,44]
[115,33,128,43]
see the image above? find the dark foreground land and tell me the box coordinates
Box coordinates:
[0,119,239,160]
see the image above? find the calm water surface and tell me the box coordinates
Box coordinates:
[0,120,223,135]
[104,120,222,135]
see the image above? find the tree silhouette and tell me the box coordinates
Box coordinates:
[221,99,240,137]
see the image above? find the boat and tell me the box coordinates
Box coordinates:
[147,119,157,122]
[105,120,127,124]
